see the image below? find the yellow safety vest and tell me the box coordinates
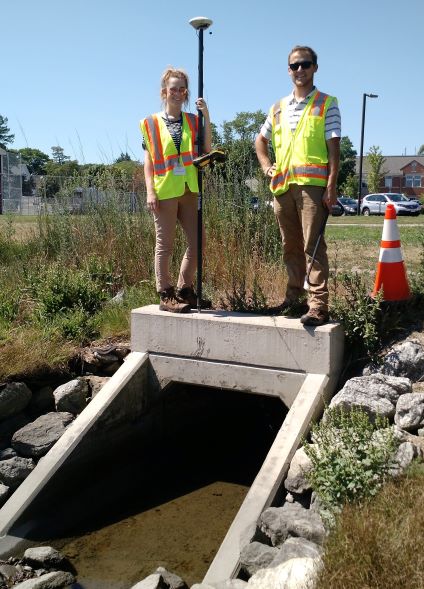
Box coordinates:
[270,90,335,196]
[140,112,199,200]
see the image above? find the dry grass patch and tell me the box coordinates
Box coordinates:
[316,463,424,589]
[0,327,75,381]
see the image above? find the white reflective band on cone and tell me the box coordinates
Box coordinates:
[382,219,400,241]
[379,248,403,263]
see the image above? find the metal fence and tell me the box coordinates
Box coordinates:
[0,151,24,213]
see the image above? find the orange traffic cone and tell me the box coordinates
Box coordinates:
[371,204,410,301]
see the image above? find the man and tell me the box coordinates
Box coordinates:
[255,45,341,326]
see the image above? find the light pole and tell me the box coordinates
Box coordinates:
[357,93,378,215]
[189,16,213,312]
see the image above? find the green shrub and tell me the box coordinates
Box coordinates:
[32,263,110,320]
[304,407,398,523]
[330,272,383,363]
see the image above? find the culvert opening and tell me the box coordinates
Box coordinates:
[9,385,288,588]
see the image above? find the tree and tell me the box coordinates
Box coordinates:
[18,148,50,175]
[418,145,424,156]
[0,115,14,148]
[115,152,132,163]
[51,146,71,165]
[340,174,359,199]
[366,146,387,194]
[213,110,267,182]
[337,136,357,192]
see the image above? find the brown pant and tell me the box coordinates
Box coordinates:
[153,188,205,292]
[274,184,329,312]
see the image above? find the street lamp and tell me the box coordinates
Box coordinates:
[357,93,378,215]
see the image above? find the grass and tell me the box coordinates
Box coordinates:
[0,172,422,379]
[316,462,424,589]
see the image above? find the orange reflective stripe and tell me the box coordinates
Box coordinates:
[381,240,401,248]
[310,91,328,117]
[185,113,198,156]
[292,164,328,180]
[271,169,290,191]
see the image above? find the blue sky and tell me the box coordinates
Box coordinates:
[2,0,423,164]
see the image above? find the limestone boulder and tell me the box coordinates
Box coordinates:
[53,379,89,414]
[271,537,323,568]
[12,413,74,458]
[329,373,412,420]
[0,456,35,490]
[382,340,424,381]
[129,573,168,589]
[0,383,32,421]
[390,441,423,477]
[284,447,313,494]
[11,570,75,588]
[247,557,323,589]
[258,507,289,547]
[280,503,326,545]
[394,393,424,431]
[239,541,279,577]
[23,547,67,569]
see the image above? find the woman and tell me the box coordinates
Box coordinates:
[140,67,212,313]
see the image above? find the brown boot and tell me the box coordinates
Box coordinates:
[159,287,191,313]
[300,307,329,326]
[176,286,212,309]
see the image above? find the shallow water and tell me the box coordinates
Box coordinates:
[18,387,286,588]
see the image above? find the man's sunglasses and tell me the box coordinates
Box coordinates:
[289,61,314,71]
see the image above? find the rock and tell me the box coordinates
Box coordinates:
[394,393,424,431]
[129,573,168,589]
[280,503,326,545]
[53,380,89,414]
[81,344,129,375]
[12,413,74,458]
[240,541,279,577]
[418,428,424,437]
[0,562,22,582]
[81,375,110,399]
[284,447,313,495]
[259,507,289,547]
[0,382,32,422]
[210,581,248,588]
[0,482,9,506]
[329,373,412,420]
[247,557,323,589]
[0,456,35,490]
[11,570,75,588]
[271,537,323,567]
[0,447,17,459]
[28,387,55,413]
[23,547,67,569]
[382,340,424,381]
[154,567,188,589]
[390,441,422,476]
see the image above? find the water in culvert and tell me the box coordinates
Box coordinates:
[16,386,286,588]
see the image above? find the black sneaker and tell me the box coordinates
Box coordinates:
[159,287,191,313]
[176,286,212,309]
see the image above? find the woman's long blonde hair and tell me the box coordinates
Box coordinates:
[160,67,190,105]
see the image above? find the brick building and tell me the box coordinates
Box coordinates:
[357,155,424,198]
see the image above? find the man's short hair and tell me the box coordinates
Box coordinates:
[288,46,318,65]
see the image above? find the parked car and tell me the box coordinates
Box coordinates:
[360,193,421,216]
[331,200,344,216]
[338,196,358,215]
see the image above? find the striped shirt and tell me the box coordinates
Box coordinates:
[260,87,341,141]
[142,112,183,153]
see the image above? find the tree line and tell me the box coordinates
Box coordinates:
[2,112,415,198]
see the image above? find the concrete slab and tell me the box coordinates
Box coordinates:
[0,352,149,540]
[132,306,344,377]
[149,355,305,407]
[203,372,329,584]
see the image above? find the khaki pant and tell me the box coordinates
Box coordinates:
[274,184,329,312]
[153,188,205,292]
